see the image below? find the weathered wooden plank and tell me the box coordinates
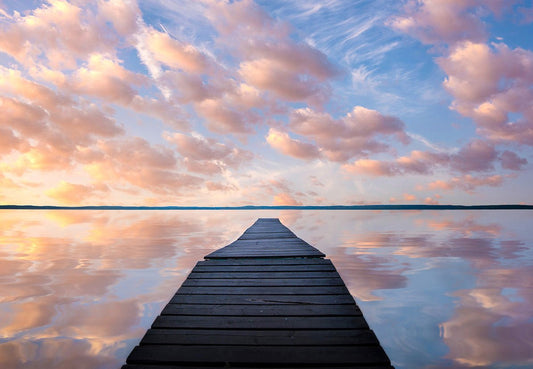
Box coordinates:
[181,277,344,287]
[187,271,340,279]
[223,239,314,246]
[239,229,294,234]
[204,251,323,256]
[206,252,325,259]
[161,303,362,316]
[123,365,395,369]
[239,233,296,240]
[191,264,335,272]
[140,328,376,346]
[126,345,391,365]
[175,286,349,295]
[196,258,332,266]
[207,250,322,255]
[152,315,369,329]
[170,294,356,305]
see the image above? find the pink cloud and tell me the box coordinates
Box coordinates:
[344,138,517,182]
[205,181,238,192]
[239,59,330,107]
[273,192,302,206]
[182,158,223,175]
[0,69,124,155]
[424,196,440,205]
[9,144,75,173]
[97,137,176,169]
[46,181,109,205]
[129,95,189,131]
[428,174,504,192]
[195,98,255,135]
[241,179,308,206]
[166,133,231,161]
[207,0,340,77]
[343,150,448,176]
[137,27,210,73]
[67,54,147,104]
[343,159,396,176]
[98,0,141,36]
[244,39,340,82]
[266,128,320,160]
[0,173,21,201]
[165,132,253,173]
[158,70,212,103]
[205,0,340,108]
[86,137,203,194]
[500,150,528,170]
[0,127,22,154]
[450,139,497,172]
[388,0,519,46]
[288,106,409,162]
[438,41,533,145]
[391,2,533,149]
[0,0,119,68]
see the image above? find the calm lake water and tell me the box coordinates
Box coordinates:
[0,210,532,369]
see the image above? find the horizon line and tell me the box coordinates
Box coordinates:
[1,204,532,210]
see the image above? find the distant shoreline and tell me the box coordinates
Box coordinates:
[1,204,532,210]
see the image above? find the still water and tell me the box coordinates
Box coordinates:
[0,210,532,369]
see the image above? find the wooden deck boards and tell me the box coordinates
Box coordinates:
[123,218,394,368]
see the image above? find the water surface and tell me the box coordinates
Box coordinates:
[0,210,532,368]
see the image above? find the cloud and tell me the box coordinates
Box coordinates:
[158,70,212,103]
[46,181,109,205]
[0,0,119,68]
[0,127,22,154]
[195,98,255,135]
[343,138,520,183]
[207,0,340,77]
[165,132,253,174]
[500,150,528,170]
[391,2,533,148]
[205,181,238,192]
[86,137,203,194]
[98,0,141,36]
[129,95,189,130]
[167,132,230,161]
[450,139,498,172]
[136,26,210,73]
[66,53,147,104]
[239,58,330,106]
[273,192,302,206]
[205,0,340,108]
[288,106,409,162]
[266,128,320,160]
[0,68,124,161]
[438,41,533,145]
[424,196,440,205]
[343,150,448,176]
[428,174,505,192]
[388,0,519,45]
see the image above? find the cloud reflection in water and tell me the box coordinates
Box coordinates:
[0,210,532,369]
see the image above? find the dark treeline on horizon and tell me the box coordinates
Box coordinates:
[1,204,532,210]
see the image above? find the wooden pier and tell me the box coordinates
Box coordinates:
[122,218,394,368]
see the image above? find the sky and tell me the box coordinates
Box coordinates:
[1,0,532,206]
